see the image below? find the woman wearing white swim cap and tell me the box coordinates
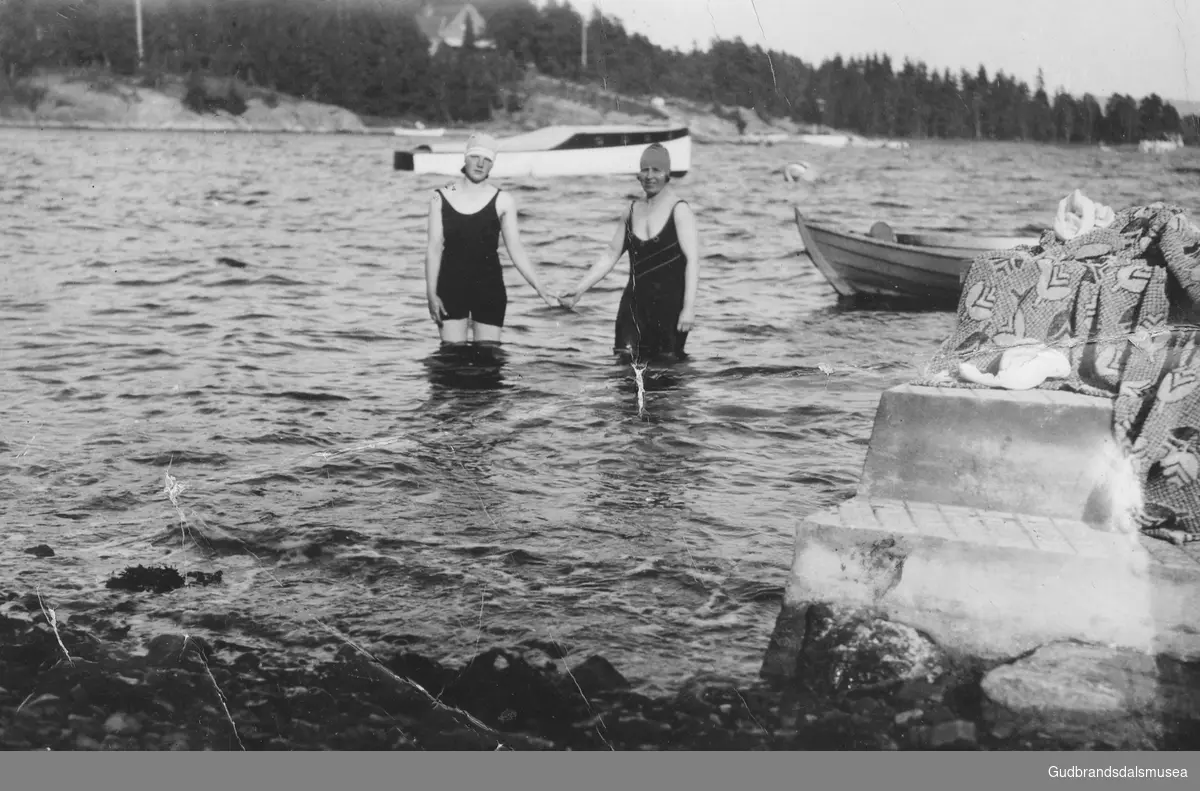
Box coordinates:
[424,132,555,345]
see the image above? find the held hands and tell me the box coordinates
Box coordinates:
[556,290,581,310]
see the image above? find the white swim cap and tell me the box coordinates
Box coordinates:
[465,133,498,162]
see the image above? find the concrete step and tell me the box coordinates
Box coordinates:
[772,496,1200,664]
[859,384,1133,528]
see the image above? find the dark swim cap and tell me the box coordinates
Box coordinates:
[639,143,671,172]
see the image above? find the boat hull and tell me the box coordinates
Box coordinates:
[795,209,1034,306]
[393,127,446,137]
[394,126,691,178]
[796,134,851,147]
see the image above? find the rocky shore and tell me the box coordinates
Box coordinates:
[0,72,370,134]
[0,69,829,143]
[5,558,1196,751]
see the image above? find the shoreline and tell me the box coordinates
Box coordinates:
[1,572,1119,752]
[7,119,1178,152]
[4,71,1193,151]
[0,119,399,136]
[0,69,856,144]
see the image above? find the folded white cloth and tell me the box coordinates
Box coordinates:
[958,344,1071,390]
[1053,189,1115,241]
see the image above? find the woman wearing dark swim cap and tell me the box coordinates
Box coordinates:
[558,143,700,361]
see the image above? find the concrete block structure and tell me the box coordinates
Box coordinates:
[763,385,1200,678]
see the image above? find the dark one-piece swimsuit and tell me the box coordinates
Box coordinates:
[614,200,689,360]
[436,187,507,327]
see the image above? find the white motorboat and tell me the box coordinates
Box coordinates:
[393,125,692,178]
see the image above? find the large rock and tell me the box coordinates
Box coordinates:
[239,97,366,133]
[567,655,631,697]
[438,648,579,732]
[778,604,946,695]
[144,634,213,669]
[981,642,1200,747]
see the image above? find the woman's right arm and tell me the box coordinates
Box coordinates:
[425,193,446,324]
[559,216,627,309]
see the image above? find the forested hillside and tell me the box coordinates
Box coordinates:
[1,0,1195,143]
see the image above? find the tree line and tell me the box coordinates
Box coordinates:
[1,0,1196,143]
[0,0,520,121]
[493,1,1195,144]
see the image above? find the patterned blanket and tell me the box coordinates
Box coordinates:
[918,202,1200,544]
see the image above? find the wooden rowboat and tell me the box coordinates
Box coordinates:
[393,125,691,178]
[794,209,1037,306]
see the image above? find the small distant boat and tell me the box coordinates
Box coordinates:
[796,133,851,148]
[393,125,446,137]
[794,209,1037,306]
[393,125,691,178]
[797,133,908,149]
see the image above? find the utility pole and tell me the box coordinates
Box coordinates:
[135,0,145,69]
[581,14,587,69]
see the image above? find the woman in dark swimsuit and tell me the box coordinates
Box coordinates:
[425,133,555,344]
[558,143,700,361]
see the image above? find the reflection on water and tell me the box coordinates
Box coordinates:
[589,424,696,514]
[423,342,510,392]
[419,342,514,520]
[607,354,696,425]
[828,293,960,314]
[591,359,701,521]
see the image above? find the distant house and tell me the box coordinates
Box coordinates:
[415,3,495,55]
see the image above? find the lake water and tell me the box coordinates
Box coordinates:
[3,129,1200,696]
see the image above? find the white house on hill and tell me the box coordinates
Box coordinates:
[415,3,495,55]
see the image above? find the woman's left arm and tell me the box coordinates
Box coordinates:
[674,202,700,332]
[498,192,555,308]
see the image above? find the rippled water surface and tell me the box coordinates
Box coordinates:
[3,129,1200,694]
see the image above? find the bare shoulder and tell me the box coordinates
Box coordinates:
[673,198,696,220]
[495,189,517,215]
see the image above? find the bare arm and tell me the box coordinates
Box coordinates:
[559,215,627,309]
[497,192,554,307]
[673,202,700,332]
[425,193,446,325]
